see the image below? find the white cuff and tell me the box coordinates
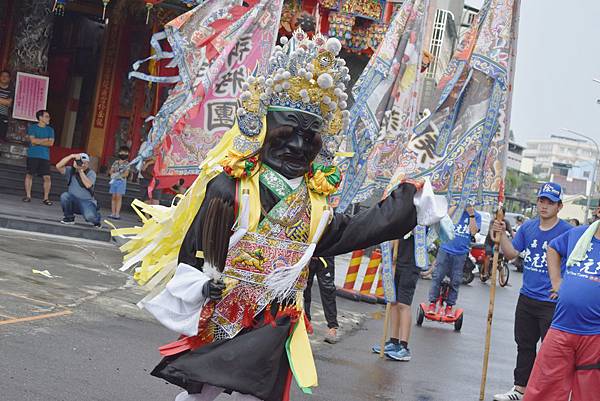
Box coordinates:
[413,178,448,226]
[142,263,211,336]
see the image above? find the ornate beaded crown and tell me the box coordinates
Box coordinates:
[236,29,351,162]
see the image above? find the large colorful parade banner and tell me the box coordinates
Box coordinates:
[130,0,283,189]
[379,0,520,302]
[333,0,429,212]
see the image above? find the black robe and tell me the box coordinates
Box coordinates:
[152,172,418,400]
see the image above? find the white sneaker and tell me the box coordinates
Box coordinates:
[493,387,524,401]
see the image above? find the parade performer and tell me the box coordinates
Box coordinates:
[523,213,600,401]
[492,183,572,401]
[427,204,481,317]
[371,234,421,362]
[115,30,447,401]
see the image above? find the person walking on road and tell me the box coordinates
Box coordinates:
[493,182,573,401]
[23,110,54,205]
[303,256,339,344]
[426,204,481,318]
[56,153,101,227]
[372,234,421,361]
[523,210,600,401]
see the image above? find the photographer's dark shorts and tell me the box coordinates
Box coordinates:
[394,264,420,305]
[26,157,50,177]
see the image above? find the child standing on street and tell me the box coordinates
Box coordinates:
[109,146,130,220]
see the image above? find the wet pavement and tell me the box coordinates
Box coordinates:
[0,228,524,401]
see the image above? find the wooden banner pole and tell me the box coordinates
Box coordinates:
[479,207,505,400]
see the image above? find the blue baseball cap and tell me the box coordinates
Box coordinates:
[538,182,563,202]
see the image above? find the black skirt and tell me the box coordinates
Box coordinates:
[152,315,292,401]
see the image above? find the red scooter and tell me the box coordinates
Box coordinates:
[417,278,464,331]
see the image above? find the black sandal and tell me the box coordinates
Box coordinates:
[42,199,52,206]
[22,197,31,203]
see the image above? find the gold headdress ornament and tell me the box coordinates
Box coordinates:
[235,28,351,163]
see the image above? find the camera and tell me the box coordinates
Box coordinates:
[75,159,83,166]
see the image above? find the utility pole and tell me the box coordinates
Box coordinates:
[561,128,599,224]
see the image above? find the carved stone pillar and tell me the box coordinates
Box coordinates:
[5,0,54,145]
[8,0,55,74]
[0,2,6,52]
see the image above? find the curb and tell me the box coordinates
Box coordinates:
[0,214,111,242]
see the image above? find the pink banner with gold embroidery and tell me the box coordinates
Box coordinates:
[130,0,283,189]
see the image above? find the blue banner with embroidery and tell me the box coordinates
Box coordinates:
[332,0,429,212]
[378,0,521,302]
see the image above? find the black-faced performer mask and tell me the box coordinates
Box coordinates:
[260,109,324,179]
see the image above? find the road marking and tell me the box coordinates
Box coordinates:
[0,310,73,326]
[0,291,58,307]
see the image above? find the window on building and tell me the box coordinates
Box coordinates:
[427,9,452,81]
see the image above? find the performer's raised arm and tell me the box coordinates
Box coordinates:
[316,183,418,256]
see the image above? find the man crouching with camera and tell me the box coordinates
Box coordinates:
[56,153,101,228]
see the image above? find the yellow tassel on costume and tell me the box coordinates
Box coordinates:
[114,120,267,289]
[287,312,318,391]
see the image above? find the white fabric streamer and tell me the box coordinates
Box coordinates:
[142,263,211,336]
[413,178,448,226]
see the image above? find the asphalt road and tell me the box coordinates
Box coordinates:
[0,228,524,401]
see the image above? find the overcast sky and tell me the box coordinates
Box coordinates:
[465,0,600,148]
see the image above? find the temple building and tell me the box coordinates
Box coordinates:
[0,0,185,170]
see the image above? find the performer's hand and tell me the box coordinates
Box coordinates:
[403,178,425,191]
[203,279,226,301]
[492,220,506,237]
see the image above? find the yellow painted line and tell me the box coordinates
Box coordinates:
[0,292,57,307]
[0,310,72,326]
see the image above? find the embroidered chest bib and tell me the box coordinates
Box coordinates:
[210,167,316,339]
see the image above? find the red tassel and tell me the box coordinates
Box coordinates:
[242,304,254,328]
[228,301,240,322]
[264,305,276,327]
[304,313,314,335]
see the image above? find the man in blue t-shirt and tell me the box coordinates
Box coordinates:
[523,215,600,401]
[427,204,481,318]
[23,110,55,205]
[492,182,573,401]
